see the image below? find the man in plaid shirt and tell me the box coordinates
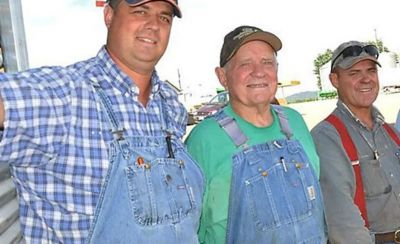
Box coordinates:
[0,0,204,243]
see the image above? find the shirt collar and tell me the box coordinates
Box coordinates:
[337,99,385,129]
[95,46,161,97]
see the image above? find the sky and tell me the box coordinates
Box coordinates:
[20,0,400,98]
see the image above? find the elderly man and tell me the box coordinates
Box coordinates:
[185,25,326,244]
[312,41,400,244]
[0,0,204,243]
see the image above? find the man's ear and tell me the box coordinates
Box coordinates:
[215,67,228,90]
[329,72,339,89]
[104,5,114,29]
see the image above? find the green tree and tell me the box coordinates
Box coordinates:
[313,49,333,91]
[367,38,389,53]
[393,53,399,64]
[370,39,399,64]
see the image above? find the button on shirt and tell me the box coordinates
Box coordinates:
[0,47,187,243]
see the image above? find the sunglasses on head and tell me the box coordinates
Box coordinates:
[331,45,379,70]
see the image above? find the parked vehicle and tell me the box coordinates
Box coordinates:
[193,91,228,122]
[192,91,280,123]
[187,112,196,125]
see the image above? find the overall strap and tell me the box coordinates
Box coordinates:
[382,123,400,146]
[272,105,293,139]
[214,106,293,147]
[92,82,125,140]
[214,110,248,148]
[158,92,176,158]
[325,114,369,228]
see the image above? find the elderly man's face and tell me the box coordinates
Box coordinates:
[217,40,279,111]
[330,59,379,112]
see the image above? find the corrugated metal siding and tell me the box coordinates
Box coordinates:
[0,165,24,243]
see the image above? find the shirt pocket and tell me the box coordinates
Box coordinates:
[361,158,392,198]
[125,157,197,226]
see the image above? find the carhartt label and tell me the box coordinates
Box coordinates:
[307,186,316,200]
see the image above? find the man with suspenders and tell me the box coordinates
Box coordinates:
[312,40,400,243]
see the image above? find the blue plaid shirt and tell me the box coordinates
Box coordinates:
[0,46,188,243]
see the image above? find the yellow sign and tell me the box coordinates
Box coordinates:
[278,80,301,88]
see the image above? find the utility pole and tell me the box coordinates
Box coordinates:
[177,68,182,90]
[177,68,187,103]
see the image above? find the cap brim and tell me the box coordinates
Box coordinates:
[337,54,381,70]
[127,0,181,18]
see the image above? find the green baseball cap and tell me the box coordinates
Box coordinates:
[219,25,282,67]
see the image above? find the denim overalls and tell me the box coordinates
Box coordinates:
[214,106,326,243]
[86,82,204,243]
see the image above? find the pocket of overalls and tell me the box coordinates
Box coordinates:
[245,153,319,231]
[125,157,196,226]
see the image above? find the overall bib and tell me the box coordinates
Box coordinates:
[214,106,326,244]
[86,82,204,243]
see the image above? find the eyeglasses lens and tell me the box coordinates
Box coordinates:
[341,46,363,59]
[363,45,379,58]
[341,45,379,59]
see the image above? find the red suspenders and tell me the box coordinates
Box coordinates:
[383,123,400,145]
[325,114,400,228]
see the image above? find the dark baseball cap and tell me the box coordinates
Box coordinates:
[219,25,282,67]
[107,0,181,18]
[331,40,380,71]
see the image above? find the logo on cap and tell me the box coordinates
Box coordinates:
[233,27,259,40]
